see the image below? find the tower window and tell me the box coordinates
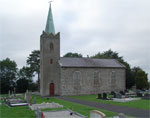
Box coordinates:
[50,59,53,64]
[50,43,54,51]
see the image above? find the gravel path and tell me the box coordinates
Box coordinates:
[56,96,150,118]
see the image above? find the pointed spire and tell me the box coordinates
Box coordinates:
[45,3,55,34]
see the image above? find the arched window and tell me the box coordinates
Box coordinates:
[73,71,81,85]
[50,43,54,51]
[111,71,116,84]
[93,71,100,84]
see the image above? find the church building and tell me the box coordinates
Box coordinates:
[40,4,126,96]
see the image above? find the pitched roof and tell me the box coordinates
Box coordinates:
[59,57,125,68]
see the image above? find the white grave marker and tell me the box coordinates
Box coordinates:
[90,110,106,118]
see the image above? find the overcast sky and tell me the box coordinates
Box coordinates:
[0,0,150,79]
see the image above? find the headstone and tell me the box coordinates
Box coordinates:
[120,91,125,95]
[143,93,150,100]
[90,110,106,118]
[14,88,16,97]
[8,90,10,97]
[29,96,32,105]
[37,107,41,118]
[11,91,14,97]
[103,93,107,99]
[26,90,29,103]
[125,89,129,93]
[98,93,102,99]
[33,97,36,104]
[136,93,143,97]
[118,113,125,118]
[24,92,27,101]
[116,93,122,99]
[111,91,116,98]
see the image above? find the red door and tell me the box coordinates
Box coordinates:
[50,83,54,96]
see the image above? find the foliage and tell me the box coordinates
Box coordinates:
[135,69,149,89]
[17,66,33,80]
[0,58,17,94]
[27,50,40,74]
[91,49,134,88]
[16,78,29,93]
[63,52,83,58]
[92,49,123,60]
[26,50,40,91]
[16,66,37,92]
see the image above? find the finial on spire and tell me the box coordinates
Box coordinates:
[49,0,53,6]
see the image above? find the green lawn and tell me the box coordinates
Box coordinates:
[0,94,118,118]
[70,94,150,110]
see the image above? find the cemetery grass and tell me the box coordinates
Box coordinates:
[0,104,35,118]
[70,95,150,110]
[0,95,117,118]
[34,95,118,117]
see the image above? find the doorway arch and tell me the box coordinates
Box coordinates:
[49,83,54,96]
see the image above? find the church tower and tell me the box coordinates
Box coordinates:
[40,4,60,96]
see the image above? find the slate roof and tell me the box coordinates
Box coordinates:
[59,57,125,68]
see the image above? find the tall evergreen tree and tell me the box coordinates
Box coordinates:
[26,50,40,91]
[0,58,18,94]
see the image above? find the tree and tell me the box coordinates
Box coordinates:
[91,49,134,89]
[16,66,36,93]
[26,50,40,91]
[17,66,33,80]
[63,52,83,58]
[92,49,123,60]
[16,78,29,93]
[136,70,148,89]
[0,58,17,94]
[132,67,149,89]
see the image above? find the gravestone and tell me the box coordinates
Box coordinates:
[136,93,143,97]
[125,89,129,93]
[111,91,116,98]
[11,91,14,97]
[36,107,42,118]
[26,90,30,103]
[24,92,27,101]
[118,113,125,118]
[14,88,16,97]
[8,91,10,97]
[120,91,125,95]
[103,93,107,99]
[143,93,150,100]
[116,93,122,99]
[33,97,36,104]
[90,110,106,118]
[97,93,102,99]
[29,96,32,105]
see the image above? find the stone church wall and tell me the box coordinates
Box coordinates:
[40,33,60,96]
[60,67,125,96]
